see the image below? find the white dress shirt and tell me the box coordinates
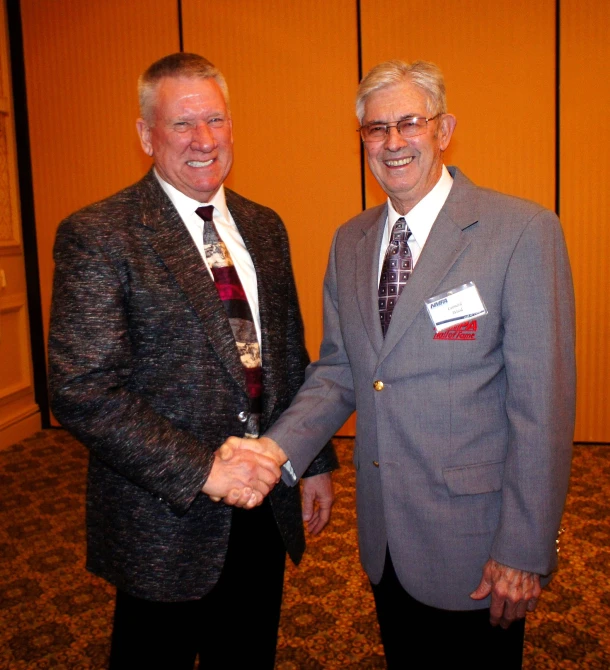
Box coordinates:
[378,164,454,283]
[155,172,302,477]
[154,170,262,349]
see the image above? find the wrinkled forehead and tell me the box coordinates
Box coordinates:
[153,76,228,115]
[363,80,432,122]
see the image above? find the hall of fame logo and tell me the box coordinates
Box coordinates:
[433,319,478,340]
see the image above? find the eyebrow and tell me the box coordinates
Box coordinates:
[364,114,423,125]
[169,111,226,122]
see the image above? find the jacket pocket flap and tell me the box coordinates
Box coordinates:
[443,460,505,496]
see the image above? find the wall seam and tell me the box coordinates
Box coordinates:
[555,0,561,216]
[178,0,184,52]
[356,0,365,212]
[6,0,49,427]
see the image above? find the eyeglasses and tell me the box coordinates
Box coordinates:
[358,114,441,143]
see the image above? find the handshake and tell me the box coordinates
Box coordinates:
[201,436,334,534]
[202,436,288,509]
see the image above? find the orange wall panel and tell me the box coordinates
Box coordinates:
[560,0,610,441]
[20,0,179,349]
[360,0,556,211]
[182,0,362,362]
[21,1,606,441]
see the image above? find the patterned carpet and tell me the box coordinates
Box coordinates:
[0,430,609,669]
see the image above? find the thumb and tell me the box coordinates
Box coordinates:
[219,436,245,461]
[302,484,314,522]
[218,443,234,461]
[470,573,493,600]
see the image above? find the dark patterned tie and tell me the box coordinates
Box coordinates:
[378,217,413,337]
[196,206,262,438]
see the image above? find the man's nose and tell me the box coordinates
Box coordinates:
[190,122,215,150]
[384,125,409,150]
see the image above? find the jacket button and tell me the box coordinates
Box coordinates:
[373,461,379,467]
[237,411,248,423]
[373,380,384,391]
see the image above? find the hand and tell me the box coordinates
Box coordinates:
[202,446,281,509]
[301,473,334,535]
[220,436,288,467]
[207,436,288,508]
[470,558,542,628]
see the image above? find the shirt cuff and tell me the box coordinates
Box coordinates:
[281,460,298,486]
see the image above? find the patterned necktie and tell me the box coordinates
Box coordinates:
[378,217,413,337]
[196,206,262,438]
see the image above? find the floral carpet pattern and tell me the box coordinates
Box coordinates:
[0,430,609,669]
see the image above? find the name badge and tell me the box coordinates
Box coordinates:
[425,282,487,332]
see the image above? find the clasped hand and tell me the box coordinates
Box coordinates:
[201,437,287,509]
[201,437,334,534]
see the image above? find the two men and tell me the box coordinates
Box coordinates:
[233,60,575,667]
[48,53,336,669]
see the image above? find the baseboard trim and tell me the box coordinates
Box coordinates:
[0,406,41,450]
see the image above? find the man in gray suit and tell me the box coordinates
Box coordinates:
[48,52,337,669]
[227,60,575,668]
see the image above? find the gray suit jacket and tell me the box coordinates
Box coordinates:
[267,167,575,610]
[49,169,337,601]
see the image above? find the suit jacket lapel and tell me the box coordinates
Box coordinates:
[379,168,478,362]
[140,172,246,393]
[356,205,387,355]
[225,189,278,423]
[225,188,287,426]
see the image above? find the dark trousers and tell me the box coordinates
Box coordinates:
[371,548,525,670]
[108,500,286,670]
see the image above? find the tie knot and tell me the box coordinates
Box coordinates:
[196,205,214,222]
[391,217,411,242]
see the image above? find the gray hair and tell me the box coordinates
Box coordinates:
[356,60,447,124]
[138,52,230,125]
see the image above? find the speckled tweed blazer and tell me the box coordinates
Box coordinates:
[48,169,337,601]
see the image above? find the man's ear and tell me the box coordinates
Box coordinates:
[438,113,457,151]
[136,118,154,157]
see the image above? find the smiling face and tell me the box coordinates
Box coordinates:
[136,76,233,202]
[363,80,456,214]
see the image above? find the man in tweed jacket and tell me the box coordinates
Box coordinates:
[48,53,337,669]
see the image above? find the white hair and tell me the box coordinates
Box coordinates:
[356,60,447,124]
[138,52,230,125]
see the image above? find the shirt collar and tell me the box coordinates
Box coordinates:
[387,164,453,248]
[153,169,231,224]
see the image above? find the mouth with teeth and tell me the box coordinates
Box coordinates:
[384,157,414,167]
[187,159,214,168]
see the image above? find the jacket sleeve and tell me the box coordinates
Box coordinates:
[267,229,356,479]
[490,208,575,575]
[272,217,340,478]
[49,217,214,515]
